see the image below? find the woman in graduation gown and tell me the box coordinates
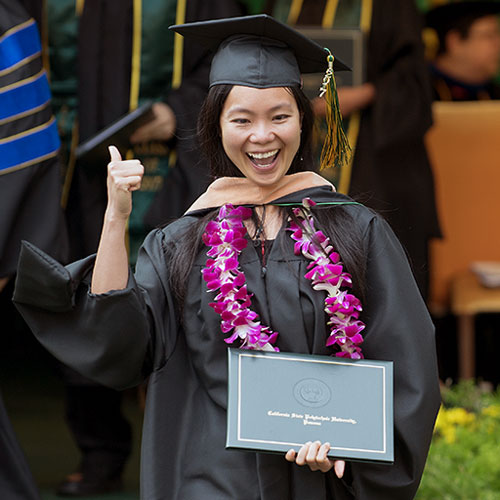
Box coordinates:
[14,15,440,500]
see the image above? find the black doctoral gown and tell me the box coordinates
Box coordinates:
[348,0,442,295]
[265,0,442,299]
[60,0,246,261]
[0,0,67,278]
[13,187,440,499]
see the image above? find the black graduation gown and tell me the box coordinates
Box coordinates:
[343,0,442,300]
[265,0,441,299]
[0,5,59,496]
[0,0,67,278]
[66,0,246,260]
[13,187,440,499]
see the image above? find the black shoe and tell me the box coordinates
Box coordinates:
[56,472,123,497]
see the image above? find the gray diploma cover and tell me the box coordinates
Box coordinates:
[226,348,393,463]
[75,101,154,170]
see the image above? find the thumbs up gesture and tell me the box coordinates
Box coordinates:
[106,145,144,220]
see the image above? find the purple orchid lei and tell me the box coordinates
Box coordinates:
[201,199,365,358]
[202,204,279,351]
[289,198,365,359]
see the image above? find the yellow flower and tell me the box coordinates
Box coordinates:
[441,425,457,444]
[434,406,476,442]
[481,404,500,419]
[445,407,476,426]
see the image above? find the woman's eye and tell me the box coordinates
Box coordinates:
[231,118,249,124]
[273,114,290,121]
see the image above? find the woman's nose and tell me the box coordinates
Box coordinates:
[249,122,274,143]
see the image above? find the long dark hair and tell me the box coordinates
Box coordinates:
[166,84,366,314]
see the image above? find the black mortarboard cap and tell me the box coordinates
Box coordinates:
[426,1,500,38]
[169,14,349,89]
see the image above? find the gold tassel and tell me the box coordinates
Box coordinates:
[319,50,351,171]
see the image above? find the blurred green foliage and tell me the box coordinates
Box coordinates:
[417,381,500,500]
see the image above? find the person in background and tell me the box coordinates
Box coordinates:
[264,0,441,302]
[0,0,67,293]
[26,0,246,496]
[0,1,67,498]
[425,1,500,100]
[424,1,500,387]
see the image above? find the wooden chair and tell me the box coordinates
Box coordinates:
[425,101,500,379]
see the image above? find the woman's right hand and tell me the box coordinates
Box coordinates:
[106,145,144,220]
[285,441,345,477]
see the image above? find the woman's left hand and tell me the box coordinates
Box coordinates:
[285,441,345,477]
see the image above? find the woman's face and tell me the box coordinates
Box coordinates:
[219,86,301,187]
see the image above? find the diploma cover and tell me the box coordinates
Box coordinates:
[75,101,154,169]
[226,348,393,463]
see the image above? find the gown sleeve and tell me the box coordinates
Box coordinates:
[346,213,440,499]
[12,228,178,391]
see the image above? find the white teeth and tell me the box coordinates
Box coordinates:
[247,149,279,159]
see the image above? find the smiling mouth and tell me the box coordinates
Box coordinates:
[246,149,280,168]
